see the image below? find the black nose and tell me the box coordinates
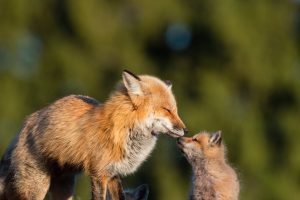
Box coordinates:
[183,128,189,134]
[176,137,183,144]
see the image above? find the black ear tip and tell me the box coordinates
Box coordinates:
[210,131,222,145]
[123,69,132,76]
[164,80,172,86]
[215,131,222,139]
[122,69,141,81]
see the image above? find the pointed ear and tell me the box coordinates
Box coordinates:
[122,70,143,95]
[133,184,149,200]
[164,80,172,89]
[209,131,222,146]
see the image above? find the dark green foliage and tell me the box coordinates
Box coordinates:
[0,0,299,199]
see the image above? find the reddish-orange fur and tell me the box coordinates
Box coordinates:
[0,71,186,200]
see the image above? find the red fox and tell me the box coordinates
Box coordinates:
[0,70,187,200]
[177,131,239,200]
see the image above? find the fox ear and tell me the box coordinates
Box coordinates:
[133,184,149,200]
[209,131,222,146]
[164,80,172,89]
[122,70,143,96]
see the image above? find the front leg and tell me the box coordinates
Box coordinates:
[108,176,125,200]
[91,176,108,200]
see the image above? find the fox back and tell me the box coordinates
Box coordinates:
[178,132,239,200]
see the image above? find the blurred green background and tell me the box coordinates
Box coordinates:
[0,0,300,199]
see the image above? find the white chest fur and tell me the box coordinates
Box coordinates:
[109,129,157,176]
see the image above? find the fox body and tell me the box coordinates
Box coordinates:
[177,132,239,200]
[0,71,186,200]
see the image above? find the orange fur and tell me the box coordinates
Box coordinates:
[0,71,186,200]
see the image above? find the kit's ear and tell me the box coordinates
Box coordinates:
[122,70,143,96]
[164,80,172,89]
[209,131,222,146]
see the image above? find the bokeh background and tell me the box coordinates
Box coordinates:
[0,0,300,199]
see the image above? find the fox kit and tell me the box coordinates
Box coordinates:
[177,131,239,200]
[107,184,149,200]
[0,70,187,200]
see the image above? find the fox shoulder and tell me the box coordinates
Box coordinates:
[38,95,99,119]
[53,95,99,107]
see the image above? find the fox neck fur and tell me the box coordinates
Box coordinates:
[190,155,239,200]
[102,91,158,176]
[190,158,218,200]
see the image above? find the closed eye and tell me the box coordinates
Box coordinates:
[162,107,172,114]
[192,138,200,143]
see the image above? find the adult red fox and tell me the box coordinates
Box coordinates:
[177,131,239,200]
[0,70,187,200]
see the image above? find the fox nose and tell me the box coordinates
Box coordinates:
[177,137,183,144]
[183,128,189,135]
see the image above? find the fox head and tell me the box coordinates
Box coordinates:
[121,70,187,138]
[177,131,224,163]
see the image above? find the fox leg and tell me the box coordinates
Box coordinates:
[107,176,125,200]
[49,175,75,200]
[0,137,16,200]
[91,176,108,200]
[4,143,50,200]
[5,166,50,200]
[0,176,5,200]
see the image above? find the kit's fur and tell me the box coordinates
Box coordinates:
[177,131,239,200]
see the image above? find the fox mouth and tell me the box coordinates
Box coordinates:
[176,140,187,155]
[167,131,182,138]
[163,125,183,138]
[176,140,184,150]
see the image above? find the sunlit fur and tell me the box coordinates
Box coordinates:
[0,71,186,200]
[178,132,239,200]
